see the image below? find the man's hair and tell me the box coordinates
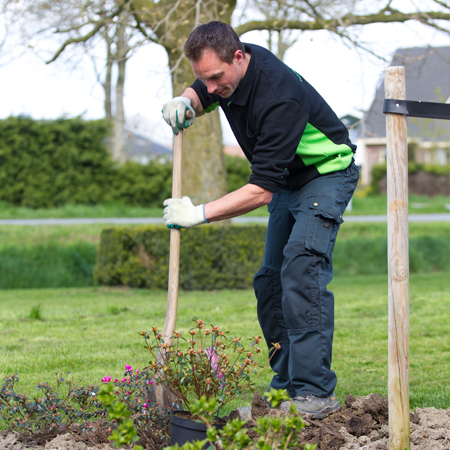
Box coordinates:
[184,21,245,64]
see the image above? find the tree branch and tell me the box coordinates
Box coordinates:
[46,0,131,63]
[234,10,450,36]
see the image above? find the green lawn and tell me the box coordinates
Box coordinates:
[1,221,447,248]
[1,194,449,219]
[0,272,448,414]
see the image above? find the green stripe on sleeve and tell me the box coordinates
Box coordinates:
[204,102,220,113]
[296,123,353,174]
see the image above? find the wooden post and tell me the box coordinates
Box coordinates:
[384,66,410,450]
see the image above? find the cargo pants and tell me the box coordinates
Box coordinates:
[254,162,360,398]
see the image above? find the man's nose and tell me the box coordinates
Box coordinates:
[207,81,217,94]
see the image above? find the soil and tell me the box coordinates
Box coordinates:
[2,393,450,450]
[378,171,450,196]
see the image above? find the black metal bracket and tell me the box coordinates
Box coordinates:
[383,99,450,120]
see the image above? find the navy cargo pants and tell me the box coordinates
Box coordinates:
[254,162,360,398]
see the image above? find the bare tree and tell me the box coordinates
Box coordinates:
[8,0,450,201]
[9,0,147,164]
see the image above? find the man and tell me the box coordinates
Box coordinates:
[162,21,360,419]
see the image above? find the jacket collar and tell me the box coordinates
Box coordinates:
[228,44,256,106]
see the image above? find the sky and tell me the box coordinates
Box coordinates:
[0,3,449,148]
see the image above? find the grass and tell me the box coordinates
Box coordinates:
[0,221,448,248]
[1,194,449,220]
[0,201,162,219]
[0,272,448,415]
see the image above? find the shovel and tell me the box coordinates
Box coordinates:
[149,115,192,412]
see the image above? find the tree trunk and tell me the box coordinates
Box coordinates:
[168,49,227,205]
[132,0,236,201]
[111,20,128,165]
[103,44,113,122]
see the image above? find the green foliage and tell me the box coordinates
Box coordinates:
[93,225,267,290]
[0,117,115,208]
[94,224,449,290]
[0,371,105,434]
[28,304,43,321]
[112,161,172,208]
[0,118,252,210]
[225,155,252,192]
[167,392,316,450]
[370,162,450,195]
[0,367,171,445]
[0,117,173,209]
[98,382,142,450]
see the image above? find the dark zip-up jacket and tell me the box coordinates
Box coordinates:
[191,43,356,192]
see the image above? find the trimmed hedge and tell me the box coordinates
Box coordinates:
[93,225,450,290]
[0,117,253,209]
[93,225,267,290]
[1,224,448,289]
[0,117,115,208]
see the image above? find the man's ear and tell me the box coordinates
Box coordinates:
[234,49,244,63]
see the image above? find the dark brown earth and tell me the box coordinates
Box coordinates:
[2,393,450,449]
[378,171,450,196]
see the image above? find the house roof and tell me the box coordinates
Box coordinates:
[362,46,450,141]
[125,130,172,158]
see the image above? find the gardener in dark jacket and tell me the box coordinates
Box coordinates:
[162,21,359,419]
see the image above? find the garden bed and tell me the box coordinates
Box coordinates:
[2,392,450,450]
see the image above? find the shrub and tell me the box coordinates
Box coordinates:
[0,117,115,208]
[93,225,267,290]
[0,117,253,209]
[225,155,252,192]
[0,367,171,446]
[94,225,449,290]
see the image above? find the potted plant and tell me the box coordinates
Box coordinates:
[141,319,279,447]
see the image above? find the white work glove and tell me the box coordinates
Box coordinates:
[162,97,196,134]
[163,196,209,229]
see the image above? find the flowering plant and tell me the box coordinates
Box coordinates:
[142,319,279,417]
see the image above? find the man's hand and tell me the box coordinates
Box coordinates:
[162,97,196,134]
[163,196,208,228]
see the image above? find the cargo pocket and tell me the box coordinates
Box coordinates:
[305,198,343,256]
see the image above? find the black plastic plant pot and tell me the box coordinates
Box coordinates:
[170,411,225,448]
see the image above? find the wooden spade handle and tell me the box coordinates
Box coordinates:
[161,127,185,345]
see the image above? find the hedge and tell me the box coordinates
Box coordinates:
[93,225,267,290]
[0,117,252,209]
[93,225,450,290]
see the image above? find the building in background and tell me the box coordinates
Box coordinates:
[125,130,172,164]
[358,46,450,185]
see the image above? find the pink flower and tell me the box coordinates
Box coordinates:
[135,369,139,375]
[122,377,127,382]
[205,346,224,380]
[148,380,154,385]
[125,364,133,372]
[101,376,111,383]
[143,403,149,408]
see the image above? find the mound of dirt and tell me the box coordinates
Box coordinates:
[2,393,450,449]
[240,392,450,450]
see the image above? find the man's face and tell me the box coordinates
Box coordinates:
[191,48,246,98]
